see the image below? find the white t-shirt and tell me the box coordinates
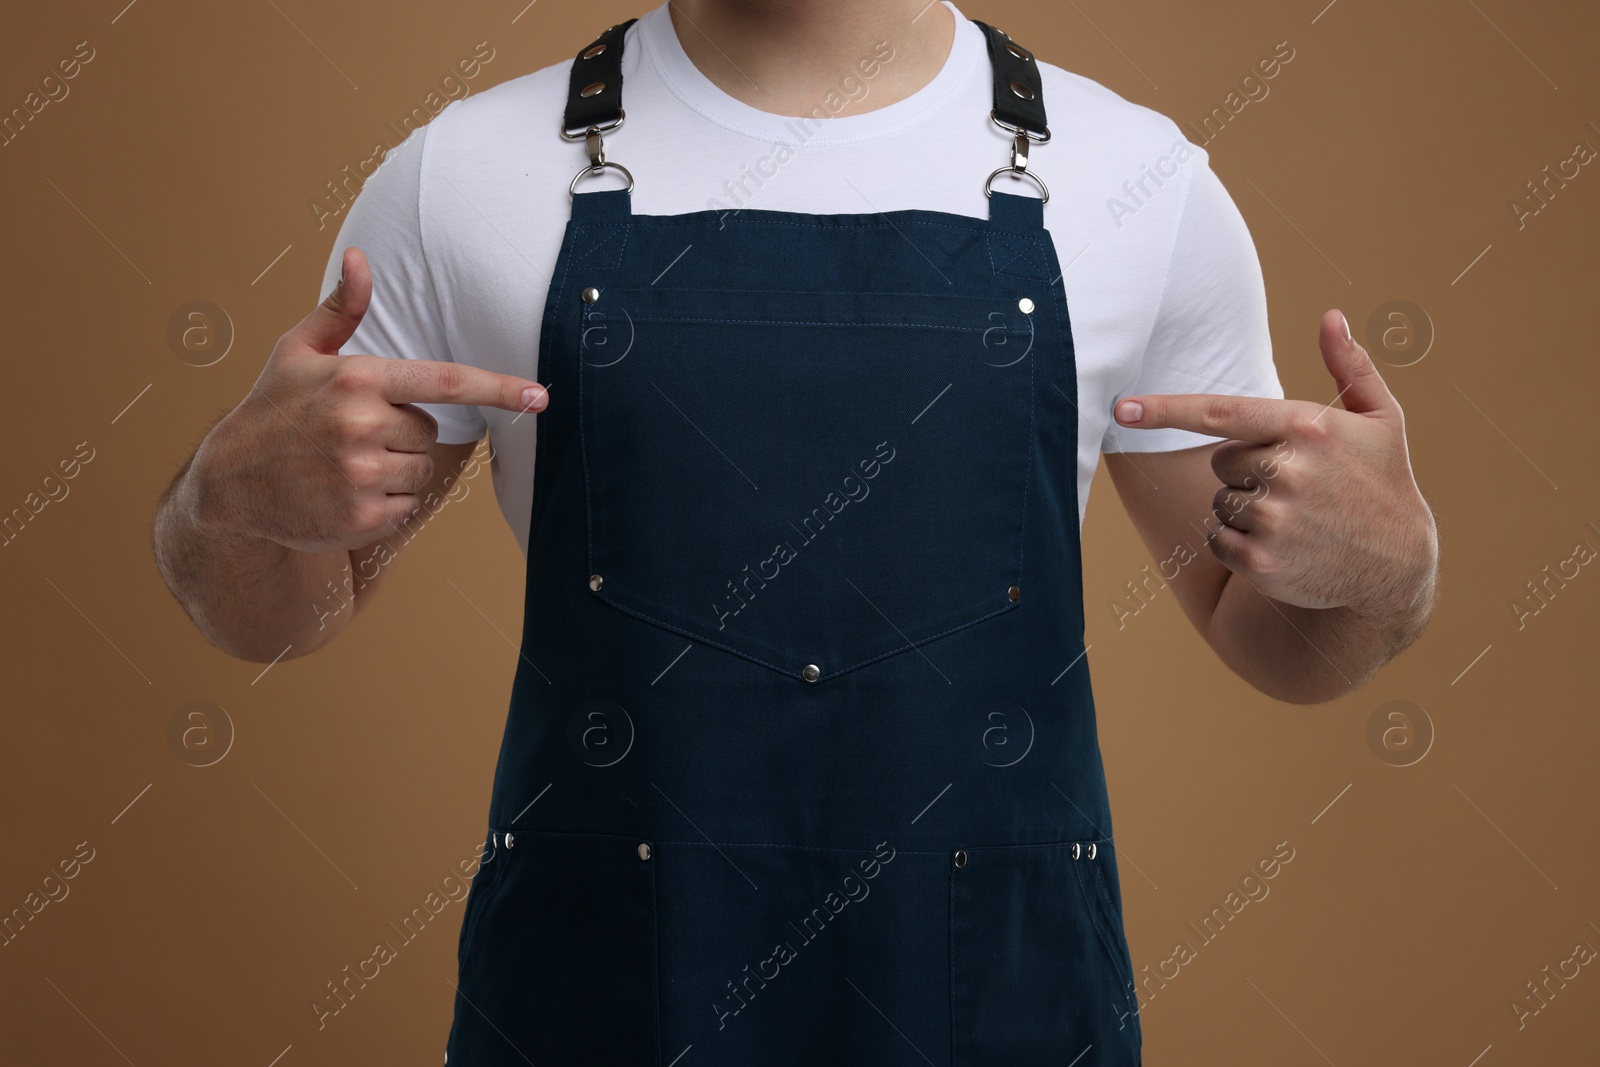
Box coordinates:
[320,1,1282,558]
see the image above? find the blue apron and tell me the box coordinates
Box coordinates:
[445,19,1142,1066]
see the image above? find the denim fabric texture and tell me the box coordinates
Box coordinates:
[442,183,1142,1065]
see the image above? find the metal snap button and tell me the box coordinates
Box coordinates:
[1087,842,1098,860]
[589,574,604,592]
[580,81,607,98]
[1018,297,1035,314]
[1006,41,1031,61]
[1007,585,1021,603]
[582,43,608,59]
[581,287,601,304]
[1071,842,1081,860]
[504,832,516,849]
[953,850,968,869]
[802,664,821,683]
[1009,81,1035,101]
[637,842,652,861]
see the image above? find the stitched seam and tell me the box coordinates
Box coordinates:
[574,221,630,267]
[1038,223,1089,542]
[616,287,1008,299]
[1074,857,1136,998]
[573,209,631,577]
[1093,860,1140,1017]
[649,851,662,1067]
[560,220,592,575]
[948,864,958,1067]
[1001,242,1048,278]
[638,215,998,235]
[958,838,1116,854]
[591,589,1018,680]
[988,232,1049,278]
[1093,851,1125,924]
[522,215,580,605]
[615,316,1019,332]
[491,834,1111,851]
[1019,292,1035,583]
[456,850,503,975]
[592,201,1048,238]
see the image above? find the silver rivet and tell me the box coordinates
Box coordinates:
[1009,81,1035,101]
[582,43,608,59]
[589,574,604,592]
[580,81,607,98]
[1087,842,1098,860]
[505,832,516,849]
[637,842,652,861]
[953,849,968,869]
[1071,842,1081,860]
[581,287,601,304]
[801,663,821,683]
[1018,297,1035,314]
[1006,42,1031,61]
[1007,585,1021,603]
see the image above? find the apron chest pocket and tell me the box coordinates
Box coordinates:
[448,830,658,1064]
[577,286,1039,682]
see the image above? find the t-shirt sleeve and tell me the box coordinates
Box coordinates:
[316,113,488,445]
[1101,142,1284,454]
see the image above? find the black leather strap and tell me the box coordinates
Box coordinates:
[970,19,1048,137]
[564,18,1046,140]
[562,19,638,134]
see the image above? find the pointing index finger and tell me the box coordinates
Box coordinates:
[1115,393,1295,444]
[379,358,546,414]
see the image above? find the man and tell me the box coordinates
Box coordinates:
[153,2,1438,1063]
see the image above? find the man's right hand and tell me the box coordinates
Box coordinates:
[191,247,547,553]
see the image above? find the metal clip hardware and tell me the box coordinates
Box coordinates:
[985,123,1050,203]
[979,24,1051,203]
[564,116,635,196]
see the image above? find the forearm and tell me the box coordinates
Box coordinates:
[1205,561,1438,704]
[152,454,354,663]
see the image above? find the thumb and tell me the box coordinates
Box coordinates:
[290,246,372,355]
[1322,309,1397,417]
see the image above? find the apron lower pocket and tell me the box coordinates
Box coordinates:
[653,840,949,1065]
[447,829,658,1065]
[454,834,506,977]
[950,840,1140,1066]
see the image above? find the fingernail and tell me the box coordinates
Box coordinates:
[1340,311,1353,345]
[521,386,544,408]
[1117,399,1143,424]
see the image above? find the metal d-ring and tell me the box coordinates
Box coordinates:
[985,165,1049,203]
[985,119,1049,203]
[563,110,632,196]
[569,160,635,196]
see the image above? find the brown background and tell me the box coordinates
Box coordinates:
[2,0,1597,1063]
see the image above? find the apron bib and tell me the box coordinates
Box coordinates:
[445,19,1142,1066]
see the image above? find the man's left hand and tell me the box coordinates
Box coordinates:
[1112,309,1438,615]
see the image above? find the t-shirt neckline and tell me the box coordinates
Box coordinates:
[634,0,982,147]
